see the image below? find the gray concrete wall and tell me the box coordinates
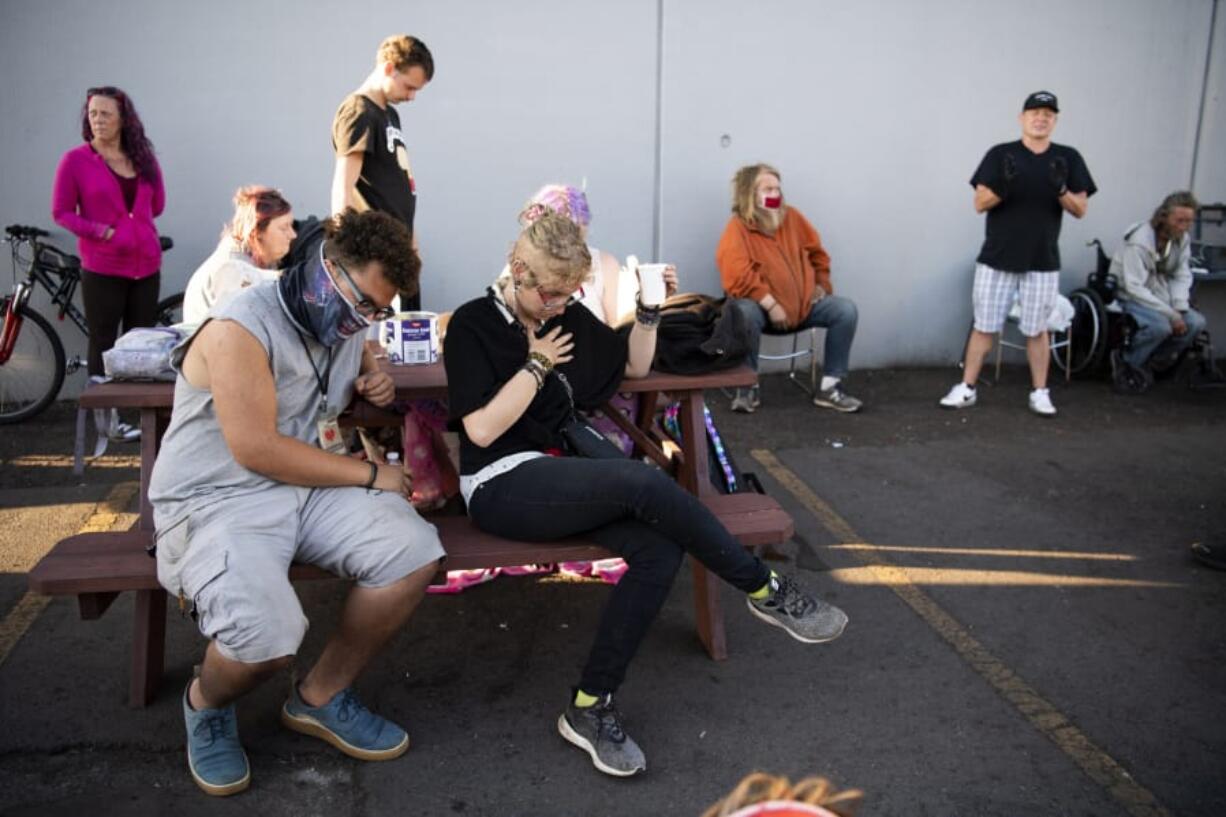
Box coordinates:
[1191,0,1226,330]
[659,0,1224,367]
[1,0,1220,392]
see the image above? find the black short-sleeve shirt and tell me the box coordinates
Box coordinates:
[444,290,628,475]
[971,141,1096,272]
[331,94,416,234]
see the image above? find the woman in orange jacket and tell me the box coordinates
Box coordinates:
[716,163,862,413]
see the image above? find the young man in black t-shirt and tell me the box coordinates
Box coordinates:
[940,90,1096,416]
[331,34,434,311]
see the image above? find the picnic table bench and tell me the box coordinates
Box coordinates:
[29,361,795,706]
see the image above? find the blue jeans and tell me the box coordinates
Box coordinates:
[1121,301,1206,368]
[729,295,859,377]
[467,456,771,695]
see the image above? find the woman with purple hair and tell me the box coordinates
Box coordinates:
[52,86,165,440]
[517,184,678,323]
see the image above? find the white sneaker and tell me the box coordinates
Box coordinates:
[730,388,756,414]
[939,382,977,409]
[1028,388,1057,417]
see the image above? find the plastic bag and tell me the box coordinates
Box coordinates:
[102,326,186,381]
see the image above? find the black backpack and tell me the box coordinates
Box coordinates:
[651,293,750,375]
[282,215,327,269]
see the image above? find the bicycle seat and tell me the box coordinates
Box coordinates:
[5,224,49,240]
[36,243,81,274]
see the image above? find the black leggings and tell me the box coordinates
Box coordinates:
[467,457,771,695]
[80,270,160,376]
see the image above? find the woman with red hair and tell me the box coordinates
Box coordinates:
[183,186,296,323]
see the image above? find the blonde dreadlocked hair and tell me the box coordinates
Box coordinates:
[701,772,863,817]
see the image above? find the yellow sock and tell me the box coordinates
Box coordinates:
[749,571,778,600]
[574,689,600,708]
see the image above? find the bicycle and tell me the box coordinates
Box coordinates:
[1,224,183,423]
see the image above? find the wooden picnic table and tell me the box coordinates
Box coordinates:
[60,356,779,705]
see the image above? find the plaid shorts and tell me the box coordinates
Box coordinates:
[972,264,1060,336]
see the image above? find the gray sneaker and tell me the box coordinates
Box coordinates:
[730,387,756,414]
[747,573,848,644]
[813,384,862,413]
[558,694,646,777]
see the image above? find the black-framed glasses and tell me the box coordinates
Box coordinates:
[329,257,396,320]
[537,284,584,310]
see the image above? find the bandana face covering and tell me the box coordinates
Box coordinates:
[277,244,371,347]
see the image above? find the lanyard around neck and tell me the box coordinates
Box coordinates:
[294,329,334,413]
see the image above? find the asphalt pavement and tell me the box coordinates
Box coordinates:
[0,366,1222,817]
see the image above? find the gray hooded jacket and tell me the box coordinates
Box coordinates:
[1108,220,1192,320]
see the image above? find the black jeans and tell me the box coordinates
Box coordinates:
[80,269,160,376]
[467,456,771,695]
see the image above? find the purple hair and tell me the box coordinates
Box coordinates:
[519,184,592,228]
[80,86,158,183]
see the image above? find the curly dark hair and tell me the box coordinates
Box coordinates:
[80,86,159,183]
[324,209,420,297]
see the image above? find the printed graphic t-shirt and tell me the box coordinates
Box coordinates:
[332,94,417,234]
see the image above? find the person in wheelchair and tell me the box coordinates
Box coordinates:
[1108,191,1207,392]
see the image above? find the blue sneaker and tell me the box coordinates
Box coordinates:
[281,685,409,760]
[183,683,250,796]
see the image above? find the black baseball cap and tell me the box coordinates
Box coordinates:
[1023,91,1059,112]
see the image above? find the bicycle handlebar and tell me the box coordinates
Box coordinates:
[5,225,49,240]
[4,224,173,252]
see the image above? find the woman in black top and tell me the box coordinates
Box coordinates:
[444,212,847,778]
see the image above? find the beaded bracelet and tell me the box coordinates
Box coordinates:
[635,298,662,328]
[522,362,546,390]
[525,357,549,378]
[527,351,554,372]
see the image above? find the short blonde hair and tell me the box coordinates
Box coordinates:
[513,211,591,289]
[731,163,782,224]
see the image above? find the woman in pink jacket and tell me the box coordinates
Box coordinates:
[52,86,165,437]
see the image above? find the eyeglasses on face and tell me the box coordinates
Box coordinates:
[329,257,397,320]
[511,257,583,310]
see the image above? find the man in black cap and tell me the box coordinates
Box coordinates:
[940,91,1096,416]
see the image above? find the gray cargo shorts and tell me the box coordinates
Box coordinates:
[154,484,444,664]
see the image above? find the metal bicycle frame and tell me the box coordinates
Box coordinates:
[11,237,87,332]
[1,234,87,363]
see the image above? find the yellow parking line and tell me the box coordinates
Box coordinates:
[828,543,1139,561]
[751,449,1172,817]
[0,481,138,669]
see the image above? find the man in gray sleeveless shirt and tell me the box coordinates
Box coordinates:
[149,210,443,796]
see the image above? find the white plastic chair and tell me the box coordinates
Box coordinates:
[993,294,1074,383]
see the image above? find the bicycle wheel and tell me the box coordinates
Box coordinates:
[1052,287,1107,377]
[155,292,184,326]
[0,303,66,423]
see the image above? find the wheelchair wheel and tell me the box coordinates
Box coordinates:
[1052,287,1107,376]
